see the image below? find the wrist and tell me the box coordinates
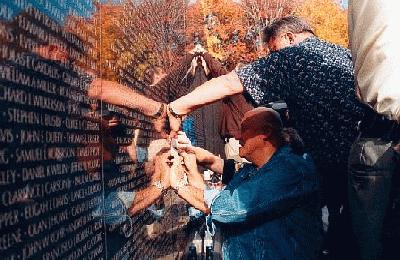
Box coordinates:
[161,180,170,189]
[151,103,166,119]
[172,176,188,193]
[169,102,186,118]
[152,180,167,194]
[176,184,188,196]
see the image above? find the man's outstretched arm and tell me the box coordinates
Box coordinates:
[88,79,168,134]
[168,70,244,131]
[88,79,164,117]
[128,185,165,216]
[176,185,210,214]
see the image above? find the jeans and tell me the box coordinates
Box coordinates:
[348,137,399,260]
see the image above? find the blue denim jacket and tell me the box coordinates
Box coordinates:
[206,146,322,259]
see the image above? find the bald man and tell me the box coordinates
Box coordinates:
[169,107,322,259]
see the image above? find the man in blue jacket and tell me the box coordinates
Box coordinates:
[169,107,322,259]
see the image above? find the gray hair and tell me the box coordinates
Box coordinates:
[262,16,315,43]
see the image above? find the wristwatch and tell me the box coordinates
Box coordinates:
[168,104,185,120]
[151,103,165,119]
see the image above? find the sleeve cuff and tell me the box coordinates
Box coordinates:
[204,186,221,208]
[188,206,204,219]
[235,64,264,105]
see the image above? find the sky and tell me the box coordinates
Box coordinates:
[341,0,349,9]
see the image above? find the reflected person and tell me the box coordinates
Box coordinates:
[88,78,169,136]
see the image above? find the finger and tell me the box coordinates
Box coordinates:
[170,129,179,138]
[175,134,191,148]
[170,122,181,132]
[176,132,189,141]
[176,146,192,154]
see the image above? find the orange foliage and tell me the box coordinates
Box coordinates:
[65,3,124,81]
[187,0,260,69]
[66,1,188,83]
[295,0,348,47]
[65,0,348,82]
[187,0,305,68]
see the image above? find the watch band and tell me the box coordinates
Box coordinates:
[151,103,165,119]
[168,104,185,119]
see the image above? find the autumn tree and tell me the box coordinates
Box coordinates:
[66,0,190,84]
[186,0,306,69]
[63,0,348,84]
[295,0,348,47]
[240,0,302,53]
[187,0,259,69]
[65,2,125,81]
[119,0,189,80]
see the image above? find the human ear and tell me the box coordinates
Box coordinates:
[286,32,295,44]
[261,132,271,141]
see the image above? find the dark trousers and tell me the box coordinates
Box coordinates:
[321,164,358,259]
[348,137,399,260]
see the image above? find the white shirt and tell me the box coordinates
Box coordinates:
[349,0,400,121]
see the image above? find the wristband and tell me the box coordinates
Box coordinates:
[151,103,165,119]
[168,104,185,119]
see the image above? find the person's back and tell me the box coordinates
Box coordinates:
[285,37,363,166]
[215,146,321,259]
[242,37,364,167]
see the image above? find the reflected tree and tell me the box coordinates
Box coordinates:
[120,0,189,78]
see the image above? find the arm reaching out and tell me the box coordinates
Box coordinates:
[88,78,168,134]
[168,70,244,131]
[177,185,210,214]
[128,150,171,215]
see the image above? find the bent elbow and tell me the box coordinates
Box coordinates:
[223,70,244,95]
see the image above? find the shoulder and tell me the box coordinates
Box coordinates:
[238,163,257,174]
[300,37,351,58]
[269,146,316,177]
[237,52,286,75]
